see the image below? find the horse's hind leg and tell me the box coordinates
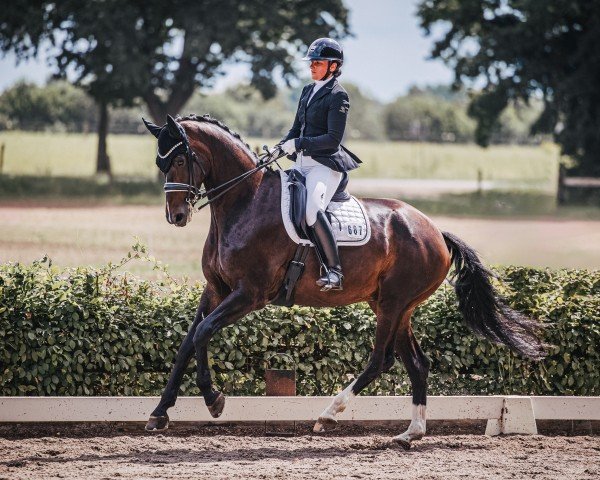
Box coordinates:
[392,318,430,450]
[314,304,399,433]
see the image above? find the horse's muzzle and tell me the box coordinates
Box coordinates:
[165,204,191,227]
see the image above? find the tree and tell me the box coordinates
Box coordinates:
[344,83,386,141]
[1,0,349,174]
[0,81,54,131]
[384,89,474,143]
[418,0,600,175]
[0,80,95,132]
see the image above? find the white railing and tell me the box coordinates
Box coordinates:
[1,396,598,435]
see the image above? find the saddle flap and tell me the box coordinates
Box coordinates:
[280,170,371,247]
[286,169,309,239]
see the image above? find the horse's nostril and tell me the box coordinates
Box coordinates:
[175,213,185,223]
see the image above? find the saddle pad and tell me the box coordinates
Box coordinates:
[279,170,371,246]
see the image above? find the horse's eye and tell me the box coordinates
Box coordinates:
[176,158,185,167]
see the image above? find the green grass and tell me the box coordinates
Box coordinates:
[0,131,560,186]
[0,131,156,178]
[348,140,559,184]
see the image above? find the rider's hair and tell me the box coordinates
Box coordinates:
[331,61,342,78]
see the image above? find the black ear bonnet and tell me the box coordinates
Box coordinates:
[143,116,190,174]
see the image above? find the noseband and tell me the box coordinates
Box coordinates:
[163,145,285,212]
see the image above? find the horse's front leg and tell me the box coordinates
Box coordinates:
[145,286,222,431]
[193,288,263,418]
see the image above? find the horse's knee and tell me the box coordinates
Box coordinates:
[193,321,214,350]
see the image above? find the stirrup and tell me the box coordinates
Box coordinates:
[316,269,344,291]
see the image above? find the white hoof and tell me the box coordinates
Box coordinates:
[392,433,412,450]
[393,404,427,449]
[313,414,338,433]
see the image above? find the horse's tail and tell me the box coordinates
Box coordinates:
[441,231,546,360]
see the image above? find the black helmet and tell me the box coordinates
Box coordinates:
[303,38,343,64]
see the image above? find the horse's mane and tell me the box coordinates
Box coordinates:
[177,113,259,162]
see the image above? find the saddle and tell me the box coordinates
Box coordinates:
[287,169,350,240]
[272,169,371,307]
[280,169,370,246]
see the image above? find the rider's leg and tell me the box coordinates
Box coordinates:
[304,165,343,290]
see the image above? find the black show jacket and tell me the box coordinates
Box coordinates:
[281,78,362,172]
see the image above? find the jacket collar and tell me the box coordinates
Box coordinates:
[305,77,337,108]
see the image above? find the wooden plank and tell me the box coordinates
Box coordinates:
[564,177,600,187]
[532,396,600,420]
[0,396,504,423]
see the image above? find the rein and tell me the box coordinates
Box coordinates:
[164,147,286,212]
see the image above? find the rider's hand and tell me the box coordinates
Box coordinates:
[280,139,298,155]
[269,144,282,156]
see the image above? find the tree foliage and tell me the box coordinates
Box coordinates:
[418,0,600,175]
[0,0,350,172]
[0,81,95,132]
[0,0,350,120]
[385,87,475,142]
[1,80,547,145]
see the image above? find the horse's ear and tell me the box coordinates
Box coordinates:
[166,114,184,140]
[142,118,162,138]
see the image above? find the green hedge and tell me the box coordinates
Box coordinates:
[1,250,598,397]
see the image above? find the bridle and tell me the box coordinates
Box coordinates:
[163,143,285,212]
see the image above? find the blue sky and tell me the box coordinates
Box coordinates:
[0,0,453,102]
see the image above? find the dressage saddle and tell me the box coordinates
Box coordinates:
[286,169,350,240]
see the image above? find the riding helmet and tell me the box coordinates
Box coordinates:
[303,38,343,64]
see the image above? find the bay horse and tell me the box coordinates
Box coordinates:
[142,114,545,449]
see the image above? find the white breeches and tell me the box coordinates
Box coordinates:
[294,154,343,226]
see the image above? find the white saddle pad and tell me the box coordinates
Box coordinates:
[279,170,371,246]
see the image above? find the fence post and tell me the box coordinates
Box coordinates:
[557,163,566,205]
[0,143,4,174]
[485,396,538,436]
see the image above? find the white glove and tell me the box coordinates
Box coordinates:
[268,145,280,156]
[280,138,298,155]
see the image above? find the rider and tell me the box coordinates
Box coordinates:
[276,38,361,291]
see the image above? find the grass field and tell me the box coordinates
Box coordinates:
[0,131,559,187]
[2,132,596,275]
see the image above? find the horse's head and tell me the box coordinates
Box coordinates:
[143,115,207,227]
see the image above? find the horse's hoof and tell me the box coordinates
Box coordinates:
[313,416,338,433]
[207,392,226,418]
[145,415,169,432]
[393,437,411,450]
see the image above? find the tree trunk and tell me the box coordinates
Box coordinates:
[96,100,112,176]
[144,50,198,124]
[144,81,196,125]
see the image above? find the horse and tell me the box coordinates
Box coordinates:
[142,114,545,449]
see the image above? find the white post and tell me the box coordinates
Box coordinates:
[486,396,537,436]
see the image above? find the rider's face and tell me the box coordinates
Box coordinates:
[310,60,336,81]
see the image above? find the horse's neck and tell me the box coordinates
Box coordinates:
[205,136,263,232]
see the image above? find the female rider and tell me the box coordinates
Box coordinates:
[276,38,361,291]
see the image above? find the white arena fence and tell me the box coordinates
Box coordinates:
[1,395,598,435]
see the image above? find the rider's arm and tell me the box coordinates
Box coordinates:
[296,91,349,153]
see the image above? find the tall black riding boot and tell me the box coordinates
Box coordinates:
[309,210,343,291]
